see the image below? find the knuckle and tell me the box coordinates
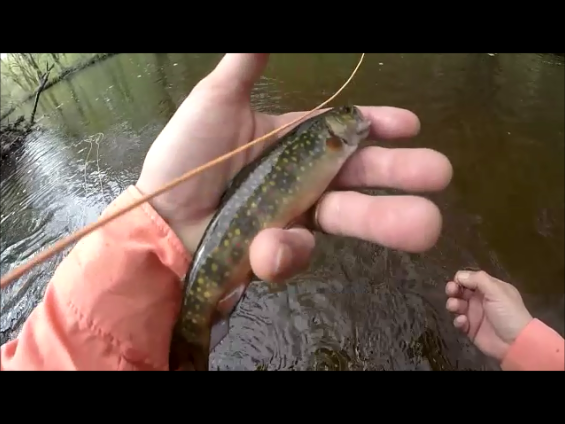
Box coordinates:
[476,270,491,281]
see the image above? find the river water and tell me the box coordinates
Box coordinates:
[1,53,563,370]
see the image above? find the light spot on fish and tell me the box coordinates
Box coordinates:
[204,291,211,298]
[211,263,218,272]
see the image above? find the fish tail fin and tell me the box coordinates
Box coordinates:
[169,329,210,371]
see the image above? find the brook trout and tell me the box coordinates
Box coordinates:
[170,105,371,371]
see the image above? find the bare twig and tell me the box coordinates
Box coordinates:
[29,63,54,125]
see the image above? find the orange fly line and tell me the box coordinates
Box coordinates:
[0,53,366,289]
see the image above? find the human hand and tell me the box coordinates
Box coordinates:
[445,270,534,361]
[136,53,452,297]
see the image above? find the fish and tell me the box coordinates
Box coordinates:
[169,105,371,371]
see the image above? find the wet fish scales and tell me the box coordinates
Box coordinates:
[171,105,371,371]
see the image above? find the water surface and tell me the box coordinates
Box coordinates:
[1,53,563,370]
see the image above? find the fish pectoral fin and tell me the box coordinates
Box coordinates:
[216,283,246,318]
[216,270,255,319]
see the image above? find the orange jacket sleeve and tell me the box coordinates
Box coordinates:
[0,186,191,371]
[501,318,564,371]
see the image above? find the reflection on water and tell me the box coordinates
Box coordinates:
[1,53,563,370]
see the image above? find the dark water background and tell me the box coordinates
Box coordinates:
[1,53,563,370]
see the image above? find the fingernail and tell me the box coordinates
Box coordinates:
[274,244,291,276]
[456,271,470,282]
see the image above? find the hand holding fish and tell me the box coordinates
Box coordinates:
[137,53,453,288]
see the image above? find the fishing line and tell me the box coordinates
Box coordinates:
[0,53,366,288]
[82,132,106,215]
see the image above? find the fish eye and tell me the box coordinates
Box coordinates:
[342,106,351,113]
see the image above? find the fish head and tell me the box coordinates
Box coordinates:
[323,105,371,147]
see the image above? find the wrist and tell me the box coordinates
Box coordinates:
[500,318,564,371]
[505,312,534,346]
[134,183,207,256]
[164,218,208,257]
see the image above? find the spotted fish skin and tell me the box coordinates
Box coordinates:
[172,105,371,370]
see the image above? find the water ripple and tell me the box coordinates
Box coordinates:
[1,54,562,371]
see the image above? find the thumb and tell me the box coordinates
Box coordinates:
[208,53,270,95]
[250,226,316,283]
[454,270,498,296]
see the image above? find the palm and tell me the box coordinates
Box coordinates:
[466,294,508,361]
[137,53,451,282]
[139,80,280,226]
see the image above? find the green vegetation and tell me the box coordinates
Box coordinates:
[1,53,118,120]
[0,53,118,160]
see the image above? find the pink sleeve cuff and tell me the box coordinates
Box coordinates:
[1,186,191,370]
[501,318,565,371]
[106,185,191,279]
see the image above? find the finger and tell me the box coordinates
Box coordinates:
[453,315,470,333]
[445,281,475,300]
[249,226,315,283]
[315,191,442,252]
[454,270,497,296]
[334,146,453,193]
[208,53,270,95]
[271,106,421,141]
[446,298,469,315]
[445,281,460,297]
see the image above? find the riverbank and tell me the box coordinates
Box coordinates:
[0,117,33,159]
[0,53,120,122]
[0,53,121,160]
